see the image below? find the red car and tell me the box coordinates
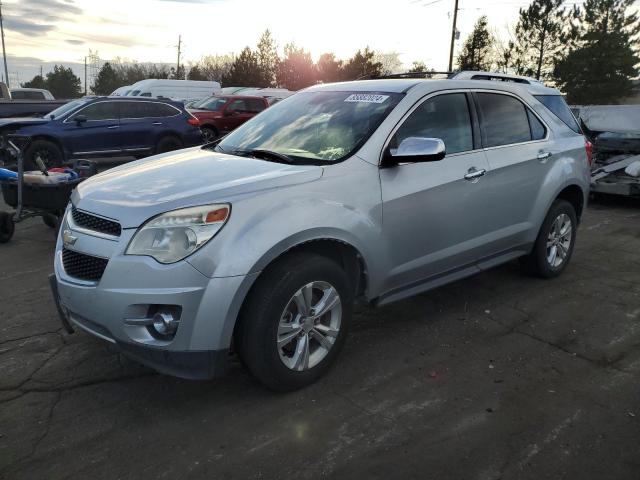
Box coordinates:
[188,95,270,142]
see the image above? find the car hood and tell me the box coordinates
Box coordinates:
[72,147,323,228]
[0,117,50,129]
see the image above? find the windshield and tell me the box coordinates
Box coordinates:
[217,91,403,163]
[47,99,88,119]
[128,90,141,96]
[193,96,228,111]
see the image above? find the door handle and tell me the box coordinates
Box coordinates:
[152,122,163,125]
[107,125,119,129]
[537,151,552,160]
[464,167,486,181]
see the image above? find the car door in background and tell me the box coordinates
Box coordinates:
[118,101,181,155]
[474,92,550,248]
[63,101,121,156]
[380,92,493,293]
[220,99,252,133]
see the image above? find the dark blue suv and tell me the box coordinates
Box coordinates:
[14,96,203,168]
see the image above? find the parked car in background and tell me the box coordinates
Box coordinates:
[52,77,590,391]
[189,95,270,141]
[221,87,294,104]
[126,79,222,100]
[10,88,55,100]
[110,85,132,96]
[4,96,202,167]
[0,82,66,118]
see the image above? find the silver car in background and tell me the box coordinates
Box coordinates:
[51,78,591,391]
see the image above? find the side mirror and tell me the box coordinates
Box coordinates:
[382,137,446,167]
[74,114,88,125]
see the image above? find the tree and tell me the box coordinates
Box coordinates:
[341,47,382,80]
[276,43,316,90]
[222,47,263,86]
[316,53,342,83]
[408,61,434,77]
[45,65,81,99]
[374,51,402,76]
[509,0,577,80]
[553,0,640,104]
[256,29,279,87]
[457,16,494,71]
[92,62,124,95]
[22,75,47,89]
[199,54,235,82]
[187,64,207,80]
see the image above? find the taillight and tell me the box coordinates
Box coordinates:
[585,139,593,166]
[187,117,199,127]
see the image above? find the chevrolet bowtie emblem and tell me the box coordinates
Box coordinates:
[62,229,77,247]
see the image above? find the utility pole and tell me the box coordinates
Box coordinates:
[176,35,182,79]
[447,0,459,72]
[84,56,87,95]
[0,1,9,87]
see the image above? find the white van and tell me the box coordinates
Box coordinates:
[126,79,222,100]
[110,85,132,96]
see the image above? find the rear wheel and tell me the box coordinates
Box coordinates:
[521,199,577,278]
[24,140,64,169]
[156,136,183,154]
[238,253,353,391]
[0,211,15,243]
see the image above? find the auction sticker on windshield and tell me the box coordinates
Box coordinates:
[344,94,390,103]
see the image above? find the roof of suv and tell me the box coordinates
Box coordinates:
[307,77,560,97]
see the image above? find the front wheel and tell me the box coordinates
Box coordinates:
[24,140,64,170]
[238,253,353,391]
[521,199,577,278]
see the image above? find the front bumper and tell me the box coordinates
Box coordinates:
[52,208,258,379]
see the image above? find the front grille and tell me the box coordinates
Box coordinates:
[62,248,109,282]
[71,207,121,237]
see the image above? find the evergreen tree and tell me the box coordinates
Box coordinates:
[457,16,494,71]
[554,0,640,104]
[510,0,577,80]
[316,53,342,83]
[276,43,316,90]
[45,65,82,99]
[187,64,207,80]
[92,62,124,95]
[222,47,263,86]
[256,29,279,87]
[341,47,382,80]
[22,75,47,89]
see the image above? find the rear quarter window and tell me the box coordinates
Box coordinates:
[534,95,581,133]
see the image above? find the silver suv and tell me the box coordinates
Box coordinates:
[51,78,591,391]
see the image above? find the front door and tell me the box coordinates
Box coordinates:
[220,99,253,134]
[380,92,493,293]
[63,101,121,156]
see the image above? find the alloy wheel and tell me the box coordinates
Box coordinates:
[277,281,342,371]
[546,213,572,268]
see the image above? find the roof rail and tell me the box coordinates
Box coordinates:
[450,71,544,85]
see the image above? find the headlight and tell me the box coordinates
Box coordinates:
[126,204,230,264]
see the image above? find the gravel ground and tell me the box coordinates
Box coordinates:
[0,190,639,479]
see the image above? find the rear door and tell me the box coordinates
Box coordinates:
[473,91,551,249]
[63,101,121,156]
[380,92,494,292]
[118,101,182,154]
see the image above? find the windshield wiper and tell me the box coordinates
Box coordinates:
[235,148,295,164]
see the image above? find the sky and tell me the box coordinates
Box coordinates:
[3,0,587,88]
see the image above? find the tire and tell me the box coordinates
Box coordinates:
[156,136,183,154]
[201,126,219,143]
[42,213,57,229]
[0,211,15,243]
[238,253,354,392]
[521,199,577,278]
[24,139,64,170]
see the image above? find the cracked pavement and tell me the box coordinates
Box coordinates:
[1,194,639,479]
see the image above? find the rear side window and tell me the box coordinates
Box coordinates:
[227,99,248,112]
[534,95,581,133]
[476,93,533,147]
[120,102,179,119]
[247,99,266,113]
[72,102,118,121]
[392,93,473,154]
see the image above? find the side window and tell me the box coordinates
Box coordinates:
[228,99,248,113]
[392,93,473,155]
[72,102,118,121]
[247,99,266,113]
[528,110,546,140]
[139,92,152,97]
[147,103,180,118]
[476,93,532,147]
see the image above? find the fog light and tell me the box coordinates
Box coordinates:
[152,311,179,336]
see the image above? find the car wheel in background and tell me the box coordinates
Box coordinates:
[42,214,57,229]
[0,211,15,243]
[155,136,183,154]
[24,140,64,169]
[521,199,577,278]
[201,126,219,143]
[237,253,354,392]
